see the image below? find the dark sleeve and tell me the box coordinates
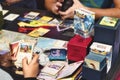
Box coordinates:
[36,0,46,10]
[24,77,37,80]
[0,0,4,3]
[5,0,37,9]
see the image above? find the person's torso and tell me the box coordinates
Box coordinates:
[80,0,113,8]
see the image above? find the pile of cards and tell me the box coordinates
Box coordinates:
[17,11,54,27]
[9,39,37,67]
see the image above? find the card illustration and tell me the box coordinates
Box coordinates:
[99,16,118,27]
[19,43,32,53]
[13,40,35,67]
[74,8,95,38]
[49,49,67,61]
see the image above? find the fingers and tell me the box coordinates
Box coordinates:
[31,54,39,64]
[53,0,63,15]
[56,1,63,7]
[59,9,74,19]
[6,0,21,5]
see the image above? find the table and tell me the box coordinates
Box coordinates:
[1,7,120,80]
[0,7,74,80]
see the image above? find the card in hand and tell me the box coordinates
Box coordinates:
[14,40,35,67]
[9,40,20,60]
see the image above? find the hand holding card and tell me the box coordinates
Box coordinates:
[10,39,36,68]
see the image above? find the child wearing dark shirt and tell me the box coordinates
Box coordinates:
[1,0,37,9]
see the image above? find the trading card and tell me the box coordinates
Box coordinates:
[90,42,112,55]
[57,19,73,32]
[48,49,67,61]
[48,18,61,26]
[28,28,50,37]
[4,13,20,21]
[9,40,20,60]
[24,11,40,19]
[41,61,65,76]
[99,16,118,27]
[39,16,53,23]
[15,40,34,67]
[17,17,31,22]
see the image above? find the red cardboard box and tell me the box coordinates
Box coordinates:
[67,35,92,62]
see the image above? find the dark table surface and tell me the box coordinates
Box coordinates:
[3,7,74,41]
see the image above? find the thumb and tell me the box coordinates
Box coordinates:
[31,54,39,64]
[22,57,28,67]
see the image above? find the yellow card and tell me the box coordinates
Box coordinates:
[99,16,118,27]
[39,16,53,22]
[28,28,50,37]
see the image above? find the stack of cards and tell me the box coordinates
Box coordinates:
[40,61,65,78]
[18,15,54,28]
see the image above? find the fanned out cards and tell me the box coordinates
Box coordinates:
[9,39,37,67]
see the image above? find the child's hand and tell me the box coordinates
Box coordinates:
[22,54,39,78]
[6,0,21,5]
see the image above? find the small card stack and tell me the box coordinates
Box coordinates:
[40,61,65,78]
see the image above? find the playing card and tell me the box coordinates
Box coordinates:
[4,13,19,21]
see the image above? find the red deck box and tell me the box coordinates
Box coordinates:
[67,35,93,62]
